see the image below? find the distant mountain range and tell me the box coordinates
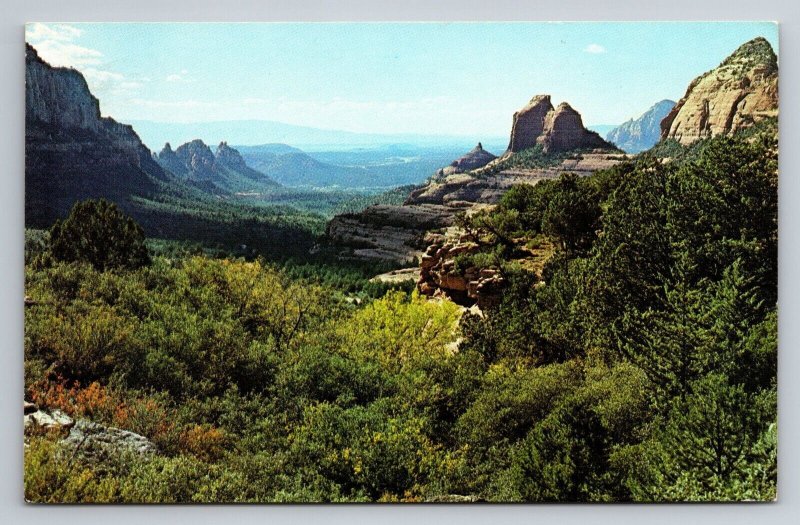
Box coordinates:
[155,140,280,194]
[605,100,676,153]
[26,36,779,236]
[127,119,509,152]
[586,124,618,137]
[237,143,473,189]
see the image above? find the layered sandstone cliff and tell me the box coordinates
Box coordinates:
[660,37,778,145]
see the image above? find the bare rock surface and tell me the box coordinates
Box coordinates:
[507,95,554,152]
[25,43,170,228]
[607,100,676,153]
[325,93,622,265]
[24,405,75,434]
[369,267,421,284]
[24,400,156,462]
[506,95,616,154]
[62,420,157,462]
[328,153,624,264]
[418,238,505,309]
[661,37,778,145]
[326,204,456,263]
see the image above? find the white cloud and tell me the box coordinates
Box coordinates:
[118,81,144,90]
[30,39,103,67]
[583,43,606,54]
[81,68,142,96]
[129,98,219,110]
[26,23,143,102]
[165,70,194,83]
[26,23,100,67]
[82,68,124,83]
[25,23,82,42]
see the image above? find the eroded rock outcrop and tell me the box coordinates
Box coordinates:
[436,143,498,177]
[329,151,626,264]
[173,139,217,182]
[156,139,279,191]
[660,37,778,145]
[507,95,615,154]
[24,401,156,462]
[24,403,75,434]
[418,237,505,309]
[326,204,454,263]
[326,95,622,265]
[157,142,188,177]
[507,95,554,152]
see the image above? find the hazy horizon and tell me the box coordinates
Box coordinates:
[25,22,778,139]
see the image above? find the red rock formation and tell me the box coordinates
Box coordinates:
[537,102,613,153]
[660,37,778,145]
[436,143,498,176]
[418,238,505,309]
[507,95,554,152]
[506,95,615,154]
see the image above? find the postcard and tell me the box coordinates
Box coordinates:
[24,22,778,503]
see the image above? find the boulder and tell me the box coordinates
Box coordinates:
[62,420,156,463]
[24,406,75,434]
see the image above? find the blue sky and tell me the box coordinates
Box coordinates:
[25,22,778,137]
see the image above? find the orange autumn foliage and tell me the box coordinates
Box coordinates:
[178,424,226,462]
[28,377,177,447]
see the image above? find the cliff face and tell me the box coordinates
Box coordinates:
[537,102,613,153]
[507,95,554,152]
[660,37,778,145]
[173,140,217,182]
[26,46,101,132]
[215,141,249,171]
[507,95,615,154]
[157,143,189,177]
[25,44,170,228]
[606,99,676,153]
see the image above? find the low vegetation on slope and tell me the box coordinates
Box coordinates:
[24,130,777,502]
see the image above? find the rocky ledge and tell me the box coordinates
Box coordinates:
[325,94,622,265]
[325,204,455,263]
[418,237,505,309]
[327,153,624,264]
